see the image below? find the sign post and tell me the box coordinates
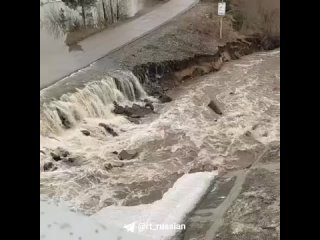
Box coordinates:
[218,1,226,39]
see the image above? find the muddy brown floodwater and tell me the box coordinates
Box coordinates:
[40,49,280,218]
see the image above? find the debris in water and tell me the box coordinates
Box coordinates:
[99,123,118,137]
[54,147,70,158]
[159,94,172,103]
[50,148,70,161]
[130,114,141,119]
[126,117,140,124]
[81,130,90,136]
[252,124,259,130]
[104,162,124,171]
[113,101,153,118]
[245,131,252,137]
[145,102,154,111]
[43,162,54,171]
[65,157,75,163]
[245,163,253,169]
[56,108,72,129]
[118,150,138,160]
[104,163,113,171]
[208,100,222,115]
[112,162,124,168]
[50,152,61,161]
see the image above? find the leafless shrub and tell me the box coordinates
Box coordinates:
[69,18,82,32]
[41,7,66,39]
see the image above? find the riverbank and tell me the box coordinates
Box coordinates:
[40,0,279,102]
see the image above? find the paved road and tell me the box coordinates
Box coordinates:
[40,0,198,89]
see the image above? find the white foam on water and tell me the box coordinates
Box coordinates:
[257,49,280,56]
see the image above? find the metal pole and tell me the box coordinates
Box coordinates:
[218,0,224,39]
[220,16,223,39]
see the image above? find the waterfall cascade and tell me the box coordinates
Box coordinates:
[40,71,148,136]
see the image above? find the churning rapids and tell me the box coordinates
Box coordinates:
[40,50,280,218]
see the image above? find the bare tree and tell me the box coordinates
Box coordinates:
[116,0,120,20]
[102,1,108,24]
[109,0,114,23]
[62,0,97,27]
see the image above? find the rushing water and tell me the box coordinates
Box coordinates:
[40,71,148,136]
[40,50,280,216]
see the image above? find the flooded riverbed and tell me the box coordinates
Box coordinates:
[40,49,280,216]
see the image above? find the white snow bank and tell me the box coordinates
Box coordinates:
[93,171,216,239]
[40,201,144,240]
[40,172,216,240]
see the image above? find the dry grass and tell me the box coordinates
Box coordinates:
[182,2,240,43]
[231,0,280,37]
[41,7,66,39]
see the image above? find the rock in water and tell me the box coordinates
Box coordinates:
[56,108,72,129]
[104,162,124,170]
[261,36,280,50]
[104,163,113,171]
[118,150,138,160]
[65,157,75,163]
[58,147,70,158]
[50,152,61,161]
[145,102,154,111]
[113,101,153,118]
[208,100,222,115]
[130,104,153,117]
[113,101,127,115]
[245,131,252,137]
[81,130,90,136]
[159,94,172,103]
[50,147,70,161]
[112,162,124,168]
[99,123,118,137]
[43,162,54,171]
[127,117,140,124]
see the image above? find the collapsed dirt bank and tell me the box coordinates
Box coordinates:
[41,0,279,104]
[132,36,279,98]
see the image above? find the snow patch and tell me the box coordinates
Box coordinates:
[40,172,216,240]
